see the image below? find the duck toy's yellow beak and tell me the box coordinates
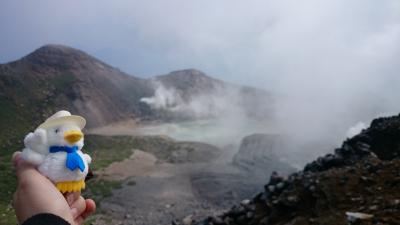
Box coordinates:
[64,130,83,144]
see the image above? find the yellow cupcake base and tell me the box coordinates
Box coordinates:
[56,180,85,193]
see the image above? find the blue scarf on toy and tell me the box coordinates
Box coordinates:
[49,146,85,172]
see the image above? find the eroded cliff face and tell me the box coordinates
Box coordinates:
[181,114,400,225]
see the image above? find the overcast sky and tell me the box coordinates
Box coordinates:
[1,0,400,142]
[0,1,398,87]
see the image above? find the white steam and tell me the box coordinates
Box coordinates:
[346,122,367,138]
[141,81,249,120]
[140,84,182,110]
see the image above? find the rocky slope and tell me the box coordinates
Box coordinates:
[0,44,271,144]
[233,134,296,176]
[178,114,400,225]
[0,44,153,127]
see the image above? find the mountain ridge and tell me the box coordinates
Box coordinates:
[0,44,271,147]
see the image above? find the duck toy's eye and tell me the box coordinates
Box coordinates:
[55,128,60,134]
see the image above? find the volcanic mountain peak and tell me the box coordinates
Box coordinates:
[155,69,224,92]
[27,44,86,57]
[159,69,215,80]
[17,44,111,72]
[0,44,153,129]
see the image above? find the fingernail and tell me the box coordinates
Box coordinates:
[71,208,78,218]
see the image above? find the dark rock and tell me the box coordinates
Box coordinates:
[211,216,224,225]
[246,211,254,219]
[276,182,285,190]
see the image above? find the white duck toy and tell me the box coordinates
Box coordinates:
[21,110,91,193]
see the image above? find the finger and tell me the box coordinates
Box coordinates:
[75,216,84,225]
[70,196,86,219]
[65,192,80,206]
[81,199,96,219]
[12,151,22,168]
[73,199,96,225]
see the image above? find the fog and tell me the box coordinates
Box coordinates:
[1,0,400,163]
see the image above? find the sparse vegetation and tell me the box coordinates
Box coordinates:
[84,134,181,163]
[0,126,25,225]
[84,179,123,206]
[84,135,135,171]
[82,135,134,207]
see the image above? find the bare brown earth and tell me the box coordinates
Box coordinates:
[95,156,228,225]
[86,123,290,225]
[91,149,236,225]
[87,124,241,225]
[98,150,158,181]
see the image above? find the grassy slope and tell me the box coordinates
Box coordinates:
[0,101,37,224]
[0,134,142,224]
[0,68,80,223]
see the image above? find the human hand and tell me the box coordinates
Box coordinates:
[12,151,96,225]
[65,192,96,224]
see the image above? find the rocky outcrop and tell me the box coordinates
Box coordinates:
[304,114,400,172]
[178,114,400,225]
[233,133,296,176]
[188,134,296,211]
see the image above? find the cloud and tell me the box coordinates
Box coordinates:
[1,0,400,157]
